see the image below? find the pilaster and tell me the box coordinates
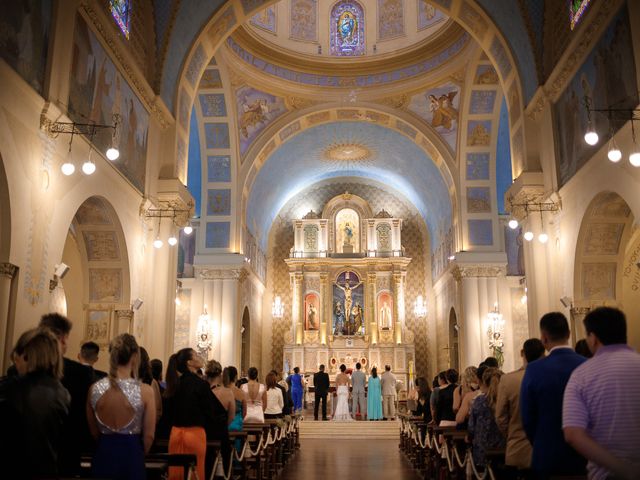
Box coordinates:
[0,263,18,372]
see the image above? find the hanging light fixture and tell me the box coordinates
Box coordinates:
[82,146,96,175]
[153,216,163,248]
[607,135,622,163]
[508,219,519,229]
[167,235,178,246]
[630,122,640,167]
[183,225,193,235]
[61,135,75,176]
[272,296,284,318]
[523,230,534,242]
[583,96,599,146]
[537,209,548,244]
[414,295,427,318]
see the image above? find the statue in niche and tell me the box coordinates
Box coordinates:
[343,221,354,246]
[307,303,318,329]
[378,292,393,330]
[333,271,364,335]
[335,280,362,323]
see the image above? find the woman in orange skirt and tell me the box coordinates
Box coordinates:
[166,348,218,480]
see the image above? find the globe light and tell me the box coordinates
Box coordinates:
[629,151,640,167]
[168,235,178,246]
[523,231,534,242]
[584,129,599,146]
[183,225,193,235]
[538,232,549,244]
[175,297,181,306]
[61,162,75,176]
[607,138,622,162]
[82,160,96,175]
[153,237,163,249]
[508,219,519,230]
[106,147,120,161]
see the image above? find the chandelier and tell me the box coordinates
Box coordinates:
[414,295,427,318]
[272,296,285,318]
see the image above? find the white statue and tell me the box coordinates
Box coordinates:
[379,301,392,330]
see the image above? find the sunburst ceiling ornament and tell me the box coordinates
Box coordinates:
[324,142,372,162]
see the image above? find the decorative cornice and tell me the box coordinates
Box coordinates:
[451,265,506,281]
[196,268,244,280]
[114,309,134,320]
[0,263,18,279]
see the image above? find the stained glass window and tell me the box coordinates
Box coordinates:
[110,0,131,39]
[570,0,592,30]
[330,0,365,56]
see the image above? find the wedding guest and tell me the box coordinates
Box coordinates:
[271,369,291,415]
[139,346,162,422]
[87,334,156,480]
[224,367,246,452]
[456,365,486,427]
[78,341,107,381]
[156,353,177,440]
[39,313,94,475]
[483,357,500,368]
[288,367,304,413]
[429,374,441,423]
[468,367,505,466]
[367,367,383,420]
[264,372,284,419]
[563,307,640,480]
[381,365,397,420]
[204,359,232,478]
[351,362,367,420]
[313,364,330,421]
[520,312,587,478]
[242,367,267,423]
[413,377,432,423]
[574,339,593,358]
[496,338,545,474]
[150,358,166,393]
[436,369,458,426]
[453,366,478,413]
[205,360,235,425]
[0,328,70,479]
[166,348,220,480]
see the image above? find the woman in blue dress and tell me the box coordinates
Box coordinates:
[224,367,246,458]
[288,367,304,413]
[367,367,383,420]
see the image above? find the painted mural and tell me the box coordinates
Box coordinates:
[0,0,52,95]
[469,90,497,114]
[408,82,460,152]
[207,189,231,215]
[417,1,446,30]
[466,153,490,180]
[474,65,499,85]
[330,0,365,56]
[68,16,149,192]
[305,293,320,330]
[555,5,637,187]
[378,0,404,41]
[466,187,491,213]
[205,221,230,248]
[467,120,492,146]
[250,6,276,33]
[205,123,230,149]
[199,93,227,117]
[235,85,287,156]
[290,0,318,42]
[333,271,364,336]
[207,155,231,182]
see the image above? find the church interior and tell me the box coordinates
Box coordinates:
[1,0,640,478]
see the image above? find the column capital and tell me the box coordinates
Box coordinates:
[0,263,18,279]
[196,267,244,280]
[114,309,134,320]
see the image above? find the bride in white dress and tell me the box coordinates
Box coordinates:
[333,364,353,421]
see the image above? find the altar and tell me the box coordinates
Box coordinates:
[281,193,416,387]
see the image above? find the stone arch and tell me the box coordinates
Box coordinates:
[573,191,635,343]
[241,305,251,375]
[448,307,459,371]
[59,196,131,368]
[0,153,10,263]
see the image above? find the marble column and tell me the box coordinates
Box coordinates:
[320,273,329,344]
[367,272,378,344]
[393,272,405,344]
[292,273,303,345]
[0,263,18,371]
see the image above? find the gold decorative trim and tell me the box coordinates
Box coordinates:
[451,265,506,280]
[0,263,18,279]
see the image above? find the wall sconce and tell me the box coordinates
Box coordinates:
[414,295,427,318]
[132,298,143,310]
[49,263,70,291]
[196,305,213,360]
[272,296,284,318]
[506,198,560,244]
[487,303,505,367]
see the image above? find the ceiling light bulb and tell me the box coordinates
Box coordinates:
[168,236,178,246]
[629,151,640,167]
[106,147,120,161]
[153,237,163,249]
[523,231,534,242]
[538,232,549,244]
[584,129,599,146]
[175,297,181,306]
[508,219,519,229]
[82,160,96,175]
[607,143,622,162]
[183,225,193,235]
[61,162,75,176]
[520,294,527,305]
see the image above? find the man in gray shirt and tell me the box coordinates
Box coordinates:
[381,365,397,420]
[351,362,367,420]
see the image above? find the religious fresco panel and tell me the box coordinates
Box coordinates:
[199,69,222,89]
[207,156,231,182]
[199,93,227,117]
[0,0,52,95]
[82,231,120,261]
[235,85,287,156]
[330,0,365,56]
[466,153,490,180]
[408,82,460,152]
[474,65,499,85]
[89,268,123,302]
[207,189,231,216]
[469,90,497,114]
[467,120,492,146]
[304,293,320,330]
[332,271,364,336]
[378,0,404,41]
[205,222,230,248]
[468,219,493,246]
[178,88,191,132]
[185,44,206,87]
[290,0,318,42]
[489,36,512,79]
[417,1,447,30]
[555,5,637,187]
[204,123,230,149]
[250,6,276,33]
[582,263,616,300]
[68,16,149,193]
[85,310,111,345]
[466,187,491,213]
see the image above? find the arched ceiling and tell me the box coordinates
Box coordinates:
[245,121,451,250]
[158,0,539,112]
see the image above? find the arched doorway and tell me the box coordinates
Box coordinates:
[574,192,639,349]
[57,196,130,371]
[241,306,251,376]
[0,153,17,371]
[448,307,459,371]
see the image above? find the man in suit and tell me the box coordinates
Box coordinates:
[351,362,367,420]
[381,365,397,420]
[520,312,587,478]
[496,338,545,474]
[271,369,291,415]
[39,313,94,476]
[313,364,330,420]
[78,341,107,382]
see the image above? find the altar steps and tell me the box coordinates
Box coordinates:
[299,419,400,439]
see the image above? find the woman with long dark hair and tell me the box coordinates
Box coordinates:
[367,367,383,420]
[138,346,162,422]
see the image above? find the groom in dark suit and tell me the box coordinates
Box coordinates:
[313,364,330,420]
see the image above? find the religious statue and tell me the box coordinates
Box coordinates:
[343,221,354,246]
[352,303,364,335]
[196,332,212,360]
[379,301,392,330]
[335,280,363,323]
[307,303,318,330]
[334,301,345,335]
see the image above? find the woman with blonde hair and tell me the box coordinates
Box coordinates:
[453,366,479,413]
[0,328,70,478]
[468,367,506,466]
[87,333,156,480]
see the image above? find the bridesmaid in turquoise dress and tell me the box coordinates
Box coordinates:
[367,367,383,420]
[224,367,246,454]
